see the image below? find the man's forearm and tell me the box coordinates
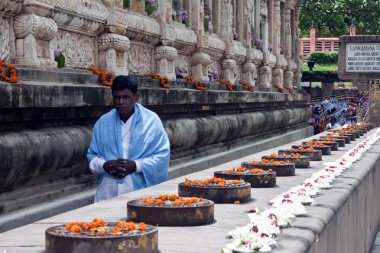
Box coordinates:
[89,157,106,174]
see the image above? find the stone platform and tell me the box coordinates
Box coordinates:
[1,128,379,253]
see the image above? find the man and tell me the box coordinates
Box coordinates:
[324,117,340,131]
[87,75,170,202]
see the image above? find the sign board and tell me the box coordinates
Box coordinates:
[338,36,380,80]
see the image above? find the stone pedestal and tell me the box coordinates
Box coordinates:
[98,33,130,75]
[284,70,294,88]
[191,52,211,82]
[222,59,237,83]
[242,62,257,86]
[14,14,58,68]
[272,68,284,86]
[155,46,177,80]
[259,66,272,88]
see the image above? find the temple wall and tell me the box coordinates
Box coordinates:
[0,0,301,87]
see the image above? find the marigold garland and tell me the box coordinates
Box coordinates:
[217,79,233,91]
[274,83,285,93]
[0,60,18,83]
[144,73,171,89]
[238,80,254,92]
[87,66,114,86]
[183,75,206,91]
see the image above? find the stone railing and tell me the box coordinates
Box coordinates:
[0,0,302,88]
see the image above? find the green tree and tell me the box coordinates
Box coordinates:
[299,0,380,37]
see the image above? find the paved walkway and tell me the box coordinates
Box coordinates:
[372,226,380,253]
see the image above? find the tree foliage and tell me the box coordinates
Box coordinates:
[299,0,380,37]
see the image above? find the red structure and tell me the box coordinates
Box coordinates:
[299,25,356,58]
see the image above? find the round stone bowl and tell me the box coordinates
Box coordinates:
[319,137,345,147]
[292,145,331,155]
[127,198,214,226]
[240,162,295,176]
[214,170,276,188]
[261,155,310,168]
[278,149,322,161]
[178,181,251,203]
[344,133,356,141]
[45,223,158,253]
[319,141,339,151]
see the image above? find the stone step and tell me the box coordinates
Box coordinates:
[0,175,96,202]
[15,66,99,84]
[0,182,95,214]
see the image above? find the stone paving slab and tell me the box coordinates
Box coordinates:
[0,129,379,253]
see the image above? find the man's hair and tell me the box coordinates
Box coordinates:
[111,75,138,95]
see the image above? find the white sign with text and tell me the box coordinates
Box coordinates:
[346,43,380,72]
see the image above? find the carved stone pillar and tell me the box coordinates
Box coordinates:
[222,59,237,83]
[272,0,281,57]
[155,46,178,80]
[192,52,211,81]
[284,70,294,88]
[243,0,253,48]
[284,2,292,59]
[98,33,130,75]
[259,66,272,88]
[101,0,123,8]
[293,4,301,87]
[260,0,269,54]
[14,14,58,68]
[236,0,244,44]
[272,68,283,86]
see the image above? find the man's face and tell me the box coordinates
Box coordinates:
[112,89,138,118]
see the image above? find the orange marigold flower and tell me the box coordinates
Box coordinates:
[174,199,183,206]
[155,199,163,206]
[138,222,146,231]
[69,224,82,233]
[92,218,105,228]
[234,201,240,204]
[111,226,122,234]
[268,169,273,172]
[82,222,92,230]
[97,229,107,234]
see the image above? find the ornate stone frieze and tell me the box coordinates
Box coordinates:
[127,43,153,75]
[14,14,57,40]
[174,26,197,45]
[98,33,130,52]
[52,0,108,20]
[57,30,95,68]
[0,17,11,62]
[173,41,196,56]
[125,30,160,47]
[124,11,160,35]
[0,0,23,16]
[48,10,106,36]
[208,34,226,52]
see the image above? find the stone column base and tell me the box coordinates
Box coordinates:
[155,46,177,80]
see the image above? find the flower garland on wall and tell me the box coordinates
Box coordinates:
[184,76,206,91]
[222,123,380,253]
[239,81,255,92]
[0,60,18,83]
[87,67,114,86]
[144,73,171,89]
[218,79,233,91]
[274,83,285,93]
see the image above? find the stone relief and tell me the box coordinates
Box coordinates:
[57,30,95,68]
[125,10,160,35]
[0,0,23,15]
[14,14,57,40]
[0,17,10,61]
[174,54,190,74]
[125,30,160,47]
[127,44,153,74]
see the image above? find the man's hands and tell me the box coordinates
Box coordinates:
[103,159,137,179]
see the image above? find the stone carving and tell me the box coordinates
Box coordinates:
[259,65,272,88]
[155,46,178,79]
[101,0,123,8]
[0,0,23,15]
[99,33,130,75]
[284,70,294,88]
[174,54,190,74]
[222,58,236,83]
[14,14,57,40]
[244,0,253,47]
[242,62,257,85]
[57,30,95,68]
[127,44,153,75]
[272,67,283,86]
[0,17,10,62]
[191,52,211,81]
